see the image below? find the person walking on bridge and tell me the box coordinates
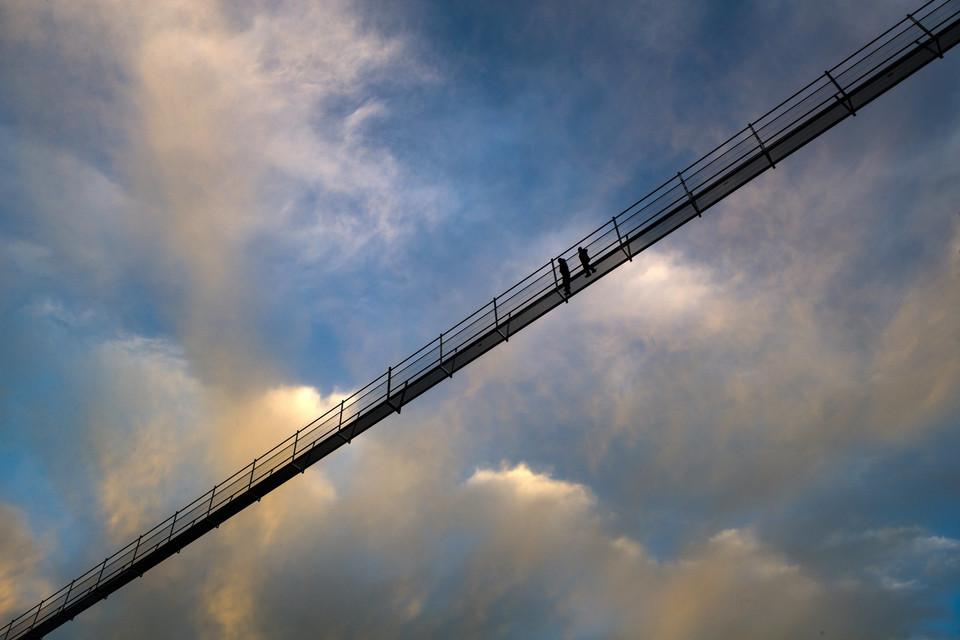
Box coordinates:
[557,257,571,296]
[578,246,596,277]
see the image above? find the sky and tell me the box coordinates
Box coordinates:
[1,0,959,638]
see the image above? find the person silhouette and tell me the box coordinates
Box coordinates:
[557,257,572,296]
[578,246,596,276]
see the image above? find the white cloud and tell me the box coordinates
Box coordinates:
[466,462,594,506]
[821,526,960,593]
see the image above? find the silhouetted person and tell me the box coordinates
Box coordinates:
[557,257,571,296]
[578,246,596,276]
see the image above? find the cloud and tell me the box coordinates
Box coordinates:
[867,223,960,439]
[3,0,441,393]
[0,504,50,622]
[62,450,950,638]
[443,110,960,520]
[88,336,208,541]
[820,526,960,592]
[86,332,351,545]
[3,0,959,637]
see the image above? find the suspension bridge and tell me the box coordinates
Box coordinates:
[5,1,959,637]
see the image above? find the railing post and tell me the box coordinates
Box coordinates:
[678,172,701,217]
[612,216,632,261]
[168,511,178,542]
[336,398,354,443]
[824,69,856,116]
[31,601,43,628]
[493,297,510,341]
[95,557,108,588]
[132,535,142,564]
[62,578,76,611]
[291,429,306,473]
[249,459,257,489]
[748,122,776,169]
[907,13,943,58]
[3,618,13,640]
[439,339,456,378]
[385,366,408,415]
[207,486,216,517]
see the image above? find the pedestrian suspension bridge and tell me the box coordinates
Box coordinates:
[6,1,960,637]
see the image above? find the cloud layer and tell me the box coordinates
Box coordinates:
[2,0,959,638]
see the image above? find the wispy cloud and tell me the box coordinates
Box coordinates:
[0,505,50,622]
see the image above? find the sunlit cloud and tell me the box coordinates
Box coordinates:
[88,336,207,540]
[87,333,346,543]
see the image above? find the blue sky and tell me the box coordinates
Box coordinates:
[2,0,959,637]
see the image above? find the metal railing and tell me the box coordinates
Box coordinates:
[5,0,958,637]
